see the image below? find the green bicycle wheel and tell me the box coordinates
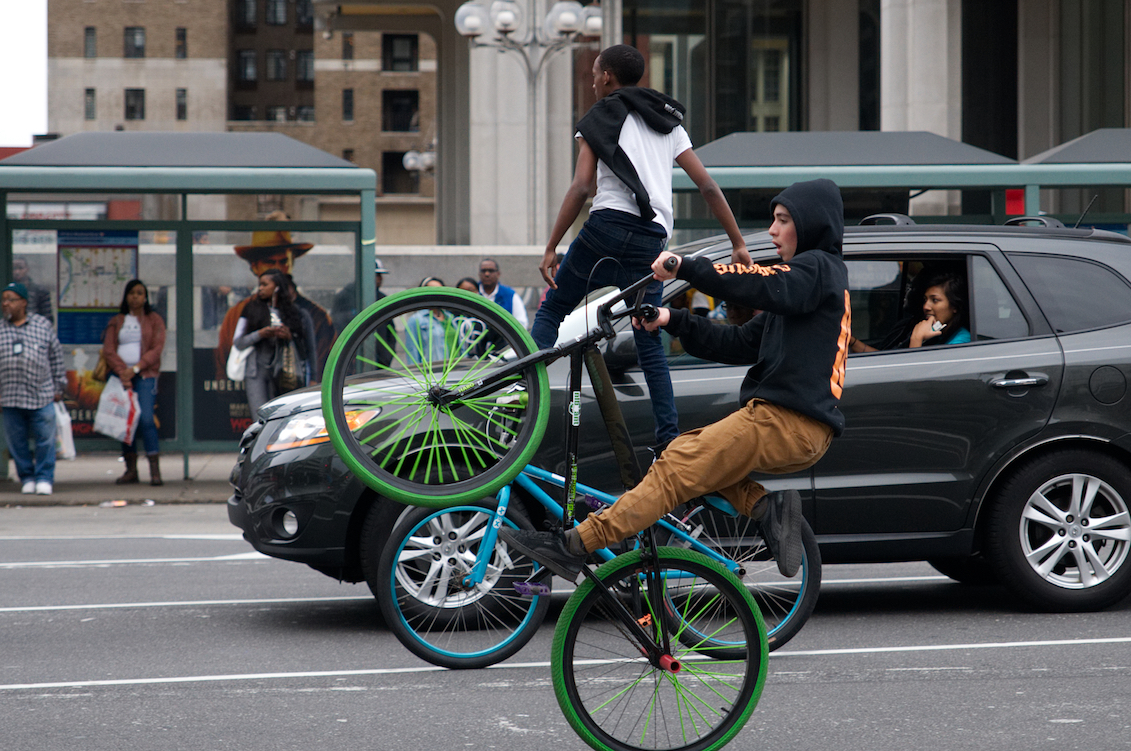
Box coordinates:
[551,547,768,751]
[322,287,550,507]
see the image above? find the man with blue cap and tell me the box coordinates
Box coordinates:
[0,281,66,495]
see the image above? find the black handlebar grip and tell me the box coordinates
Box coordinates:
[663,256,679,272]
[639,303,659,323]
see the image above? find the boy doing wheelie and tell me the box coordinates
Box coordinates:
[504,178,851,579]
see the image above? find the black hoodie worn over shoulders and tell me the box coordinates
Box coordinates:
[664,178,851,435]
[576,87,686,224]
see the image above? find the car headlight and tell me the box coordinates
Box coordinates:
[265,408,380,453]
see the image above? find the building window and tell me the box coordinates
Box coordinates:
[382,90,419,132]
[266,106,287,121]
[84,89,96,120]
[124,89,145,120]
[237,0,256,28]
[266,50,287,81]
[342,89,354,121]
[124,27,146,58]
[342,32,354,61]
[295,105,315,122]
[383,151,419,194]
[265,0,286,25]
[342,148,354,162]
[175,28,187,59]
[232,105,257,121]
[383,34,418,72]
[237,50,257,82]
[176,88,187,121]
[295,0,313,28]
[295,50,314,82]
[84,27,96,58]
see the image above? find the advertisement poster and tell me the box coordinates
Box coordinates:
[56,230,138,345]
[193,349,254,441]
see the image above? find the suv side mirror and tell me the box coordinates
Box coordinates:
[603,331,638,372]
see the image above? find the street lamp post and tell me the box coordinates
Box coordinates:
[456,1,602,244]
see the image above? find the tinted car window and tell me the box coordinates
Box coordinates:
[846,260,902,342]
[971,255,1029,340]
[1009,253,1131,333]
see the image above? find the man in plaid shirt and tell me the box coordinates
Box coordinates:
[0,282,66,495]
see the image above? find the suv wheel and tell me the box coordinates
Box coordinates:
[987,450,1131,612]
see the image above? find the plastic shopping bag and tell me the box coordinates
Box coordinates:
[93,376,140,444]
[53,401,76,460]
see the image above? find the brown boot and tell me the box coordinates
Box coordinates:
[147,454,164,486]
[115,453,139,484]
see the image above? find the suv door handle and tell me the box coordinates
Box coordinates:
[991,375,1049,389]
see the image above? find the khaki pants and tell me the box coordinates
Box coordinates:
[577,399,834,553]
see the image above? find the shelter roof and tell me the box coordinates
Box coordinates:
[694,131,1015,168]
[0,132,355,169]
[1023,128,1131,164]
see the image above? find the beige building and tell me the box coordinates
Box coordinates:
[45,0,439,241]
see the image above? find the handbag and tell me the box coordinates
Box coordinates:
[275,340,300,392]
[53,401,76,460]
[226,344,252,382]
[93,376,141,444]
[91,353,110,382]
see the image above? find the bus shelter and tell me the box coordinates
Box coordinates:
[0,132,377,474]
[674,129,1131,231]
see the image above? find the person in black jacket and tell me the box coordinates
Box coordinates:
[503,178,850,580]
[530,44,748,446]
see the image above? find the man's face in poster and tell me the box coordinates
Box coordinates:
[249,250,295,277]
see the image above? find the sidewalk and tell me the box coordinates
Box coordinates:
[0,452,236,506]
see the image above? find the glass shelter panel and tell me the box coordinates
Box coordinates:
[192,228,357,441]
[11,229,179,443]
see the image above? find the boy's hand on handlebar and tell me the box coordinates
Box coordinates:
[652,252,680,280]
[632,307,670,332]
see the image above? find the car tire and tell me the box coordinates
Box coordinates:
[987,449,1131,612]
[927,556,998,586]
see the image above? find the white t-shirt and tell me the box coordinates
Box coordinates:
[117,314,142,366]
[581,113,693,238]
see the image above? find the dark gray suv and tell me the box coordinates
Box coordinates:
[229,217,1131,612]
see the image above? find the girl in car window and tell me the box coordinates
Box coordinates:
[909,272,971,347]
[849,271,970,352]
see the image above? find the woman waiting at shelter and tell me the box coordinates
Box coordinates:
[232,268,317,416]
[102,279,167,485]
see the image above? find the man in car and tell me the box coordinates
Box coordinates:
[503,178,850,579]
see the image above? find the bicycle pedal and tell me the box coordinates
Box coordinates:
[513,581,551,597]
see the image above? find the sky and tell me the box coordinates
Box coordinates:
[0,0,48,147]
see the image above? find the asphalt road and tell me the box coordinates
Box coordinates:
[2,505,1130,751]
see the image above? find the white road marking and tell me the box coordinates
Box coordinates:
[0,551,268,568]
[1,635,1128,692]
[0,595,374,614]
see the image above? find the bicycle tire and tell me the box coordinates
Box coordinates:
[373,500,550,669]
[322,288,550,507]
[666,505,821,652]
[551,547,767,751]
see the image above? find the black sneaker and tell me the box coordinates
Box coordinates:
[498,528,585,583]
[761,489,803,578]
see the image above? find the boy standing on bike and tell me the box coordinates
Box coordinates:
[531,44,748,446]
[505,178,850,579]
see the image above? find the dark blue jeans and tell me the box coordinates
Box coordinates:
[3,402,56,483]
[531,210,679,444]
[122,375,160,456]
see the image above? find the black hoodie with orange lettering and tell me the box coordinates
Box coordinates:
[663,178,850,435]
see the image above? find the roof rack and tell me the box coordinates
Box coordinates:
[859,213,916,226]
[1003,216,1067,228]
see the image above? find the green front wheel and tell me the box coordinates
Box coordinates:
[322,287,550,507]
